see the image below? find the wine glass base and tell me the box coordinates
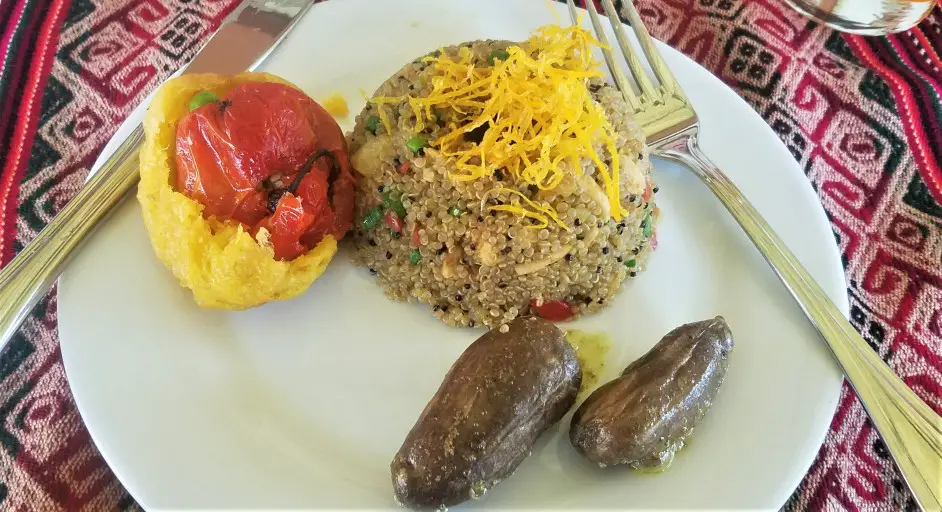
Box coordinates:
[783,0,935,35]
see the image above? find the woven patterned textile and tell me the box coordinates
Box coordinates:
[0,0,939,509]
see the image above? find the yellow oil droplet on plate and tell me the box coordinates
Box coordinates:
[322,93,349,118]
[564,329,612,399]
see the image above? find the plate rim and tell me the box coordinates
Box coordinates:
[59,0,849,509]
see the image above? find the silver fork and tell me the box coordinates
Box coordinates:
[567,0,942,509]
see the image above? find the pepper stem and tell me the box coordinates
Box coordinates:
[288,149,339,195]
[267,149,342,213]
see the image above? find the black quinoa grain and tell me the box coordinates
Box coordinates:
[596,266,602,274]
[576,235,584,241]
[438,246,447,255]
[583,297,593,305]
[433,305,441,312]
[368,239,377,246]
[574,218,581,226]
[426,211,433,218]
[565,254,573,262]
[498,283,508,288]
[598,298,605,304]
[378,185,384,192]
[392,231,401,238]
[629,271,637,277]
[470,243,477,250]
[369,268,377,275]
[441,306,449,312]
[652,186,659,193]
[455,293,463,301]
[464,283,471,289]
[501,247,512,254]
[494,169,504,181]
[629,194,637,202]
[602,247,609,254]
[386,251,392,259]
[633,248,641,255]
[477,216,484,222]
[617,256,623,263]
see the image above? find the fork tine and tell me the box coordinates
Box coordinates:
[578,0,641,111]
[598,0,660,104]
[566,0,580,25]
[619,0,681,97]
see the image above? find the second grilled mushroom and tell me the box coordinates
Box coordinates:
[569,317,734,470]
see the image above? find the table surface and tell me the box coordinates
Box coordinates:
[0,0,939,510]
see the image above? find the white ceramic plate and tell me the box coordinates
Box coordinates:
[59,0,848,509]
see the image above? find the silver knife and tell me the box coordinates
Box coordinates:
[0,0,315,348]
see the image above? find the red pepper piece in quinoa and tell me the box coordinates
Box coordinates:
[531,299,575,322]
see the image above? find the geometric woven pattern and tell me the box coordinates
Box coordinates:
[0,0,939,509]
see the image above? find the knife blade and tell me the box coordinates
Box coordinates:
[0,0,316,350]
[186,0,313,75]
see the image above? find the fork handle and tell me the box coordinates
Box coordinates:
[0,125,143,349]
[657,132,942,511]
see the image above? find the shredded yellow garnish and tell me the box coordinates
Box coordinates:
[488,187,566,230]
[372,24,627,227]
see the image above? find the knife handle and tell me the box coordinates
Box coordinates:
[0,125,143,347]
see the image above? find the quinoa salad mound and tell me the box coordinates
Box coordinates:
[346,25,659,328]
